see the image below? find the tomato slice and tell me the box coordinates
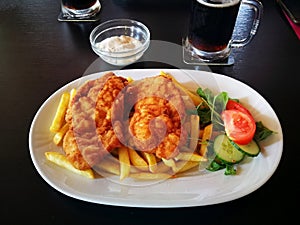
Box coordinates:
[226,99,253,117]
[221,109,256,145]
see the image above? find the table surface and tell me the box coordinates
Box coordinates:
[1,0,299,224]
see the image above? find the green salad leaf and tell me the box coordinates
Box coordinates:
[196,87,228,129]
[255,121,276,142]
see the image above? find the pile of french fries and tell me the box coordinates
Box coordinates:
[45,71,213,180]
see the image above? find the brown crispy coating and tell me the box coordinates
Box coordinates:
[95,74,128,151]
[63,72,128,170]
[62,73,191,170]
[123,76,188,159]
[62,130,91,170]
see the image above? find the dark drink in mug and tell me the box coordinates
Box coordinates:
[62,0,98,10]
[188,0,241,53]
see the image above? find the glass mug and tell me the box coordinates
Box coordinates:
[61,0,101,19]
[187,0,263,62]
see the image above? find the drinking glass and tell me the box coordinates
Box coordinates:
[58,0,101,22]
[184,0,263,65]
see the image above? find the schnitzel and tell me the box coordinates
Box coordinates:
[113,75,189,159]
[62,72,191,170]
[63,72,128,170]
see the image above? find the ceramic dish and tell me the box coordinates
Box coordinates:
[29,69,283,208]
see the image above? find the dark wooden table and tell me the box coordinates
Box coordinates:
[1,0,299,224]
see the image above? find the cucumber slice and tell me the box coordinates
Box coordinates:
[213,134,245,164]
[229,139,261,157]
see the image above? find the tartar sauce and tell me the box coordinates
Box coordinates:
[94,35,145,66]
[96,35,142,52]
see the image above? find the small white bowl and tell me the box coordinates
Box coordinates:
[90,18,150,66]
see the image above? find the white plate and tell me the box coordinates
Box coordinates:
[29,69,283,208]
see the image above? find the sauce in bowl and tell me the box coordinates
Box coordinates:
[96,35,142,53]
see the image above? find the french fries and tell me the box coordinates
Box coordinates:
[53,123,69,145]
[141,152,158,173]
[189,115,200,151]
[49,92,70,133]
[95,156,120,176]
[45,152,94,179]
[68,88,76,107]
[162,158,177,173]
[46,72,216,181]
[126,76,134,83]
[175,152,207,162]
[175,161,200,174]
[118,147,131,180]
[128,147,148,171]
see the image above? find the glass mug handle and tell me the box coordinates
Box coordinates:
[231,0,263,48]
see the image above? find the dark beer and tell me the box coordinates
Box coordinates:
[188,0,241,52]
[62,0,98,10]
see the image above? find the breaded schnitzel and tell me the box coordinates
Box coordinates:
[113,75,189,159]
[63,72,128,170]
[62,72,191,170]
[62,129,91,170]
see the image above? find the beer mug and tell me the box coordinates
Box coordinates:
[186,0,263,63]
[59,0,101,21]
